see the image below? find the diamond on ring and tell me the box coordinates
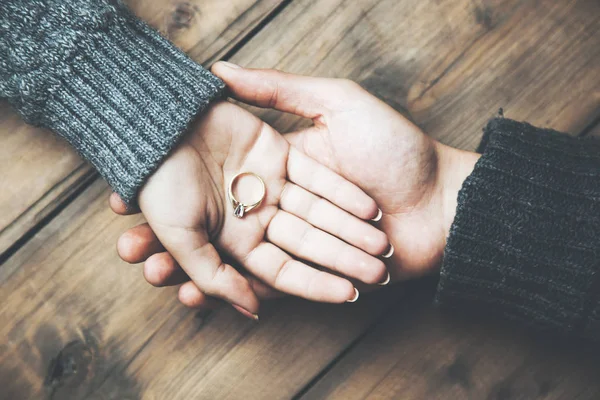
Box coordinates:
[228,172,266,219]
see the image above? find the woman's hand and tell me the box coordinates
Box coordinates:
[112,100,391,318]
[116,65,480,310]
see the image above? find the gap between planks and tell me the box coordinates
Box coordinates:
[0,0,293,264]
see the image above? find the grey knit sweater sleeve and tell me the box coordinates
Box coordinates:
[0,0,225,204]
[436,118,600,340]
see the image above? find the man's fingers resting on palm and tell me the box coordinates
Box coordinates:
[118,99,391,311]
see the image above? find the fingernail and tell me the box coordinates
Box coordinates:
[232,304,259,321]
[371,208,383,222]
[382,244,394,259]
[346,288,360,303]
[218,61,241,69]
[381,243,394,258]
[378,271,391,286]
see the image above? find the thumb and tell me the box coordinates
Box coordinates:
[154,225,261,317]
[212,62,343,118]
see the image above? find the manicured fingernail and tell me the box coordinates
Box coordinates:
[346,288,360,303]
[371,208,383,222]
[232,304,259,321]
[219,61,241,69]
[382,244,394,259]
[378,271,391,286]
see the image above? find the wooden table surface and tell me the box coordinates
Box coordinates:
[1,0,599,399]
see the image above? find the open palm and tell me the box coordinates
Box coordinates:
[213,65,478,282]
[129,100,390,315]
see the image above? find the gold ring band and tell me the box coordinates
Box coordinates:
[228,172,266,218]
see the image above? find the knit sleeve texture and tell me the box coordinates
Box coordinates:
[0,0,225,204]
[436,118,600,340]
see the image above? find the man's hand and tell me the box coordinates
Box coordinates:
[116,64,480,310]
[111,100,391,318]
[208,64,480,281]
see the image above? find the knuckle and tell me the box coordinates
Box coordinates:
[305,195,323,222]
[296,225,312,254]
[205,262,254,301]
[330,178,344,203]
[264,212,282,242]
[304,270,322,300]
[278,182,294,209]
[263,78,280,108]
[274,259,294,288]
[205,262,230,296]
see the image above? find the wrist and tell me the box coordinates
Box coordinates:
[434,142,480,242]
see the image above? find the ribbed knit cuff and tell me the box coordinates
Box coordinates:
[436,118,600,338]
[23,5,224,204]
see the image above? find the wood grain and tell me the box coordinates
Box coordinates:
[0,103,90,257]
[230,0,599,148]
[0,0,285,256]
[225,0,598,396]
[299,282,600,400]
[2,0,599,399]
[0,181,401,400]
[224,0,600,397]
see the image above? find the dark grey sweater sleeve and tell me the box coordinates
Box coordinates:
[436,118,600,340]
[0,0,225,204]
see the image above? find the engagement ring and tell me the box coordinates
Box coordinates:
[228,172,266,218]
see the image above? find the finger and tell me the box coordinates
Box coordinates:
[279,182,389,256]
[143,250,285,298]
[217,255,283,299]
[109,192,141,215]
[285,128,325,160]
[178,274,281,306]
[117,223,165,263]
[266,210,387,285]
[178,281,275,321]
[286,146,379,220]
[144,252,189,287]
[212,63,359,118]
[157,227,260,315]
[284,128,340,176]
[178,281,221,309]
[246,276,284,299]
[286,132,383,222]
[244,241,358,303]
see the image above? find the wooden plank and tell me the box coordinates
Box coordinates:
[268,0,600,396]
[126,0,285,65]
[0,102,92,258]
[0,180,401,399]
[0,0,285,256]
[2,0,599,399]
[405,0,600,146]
[299,283,600,400]
[232,0,599,148]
